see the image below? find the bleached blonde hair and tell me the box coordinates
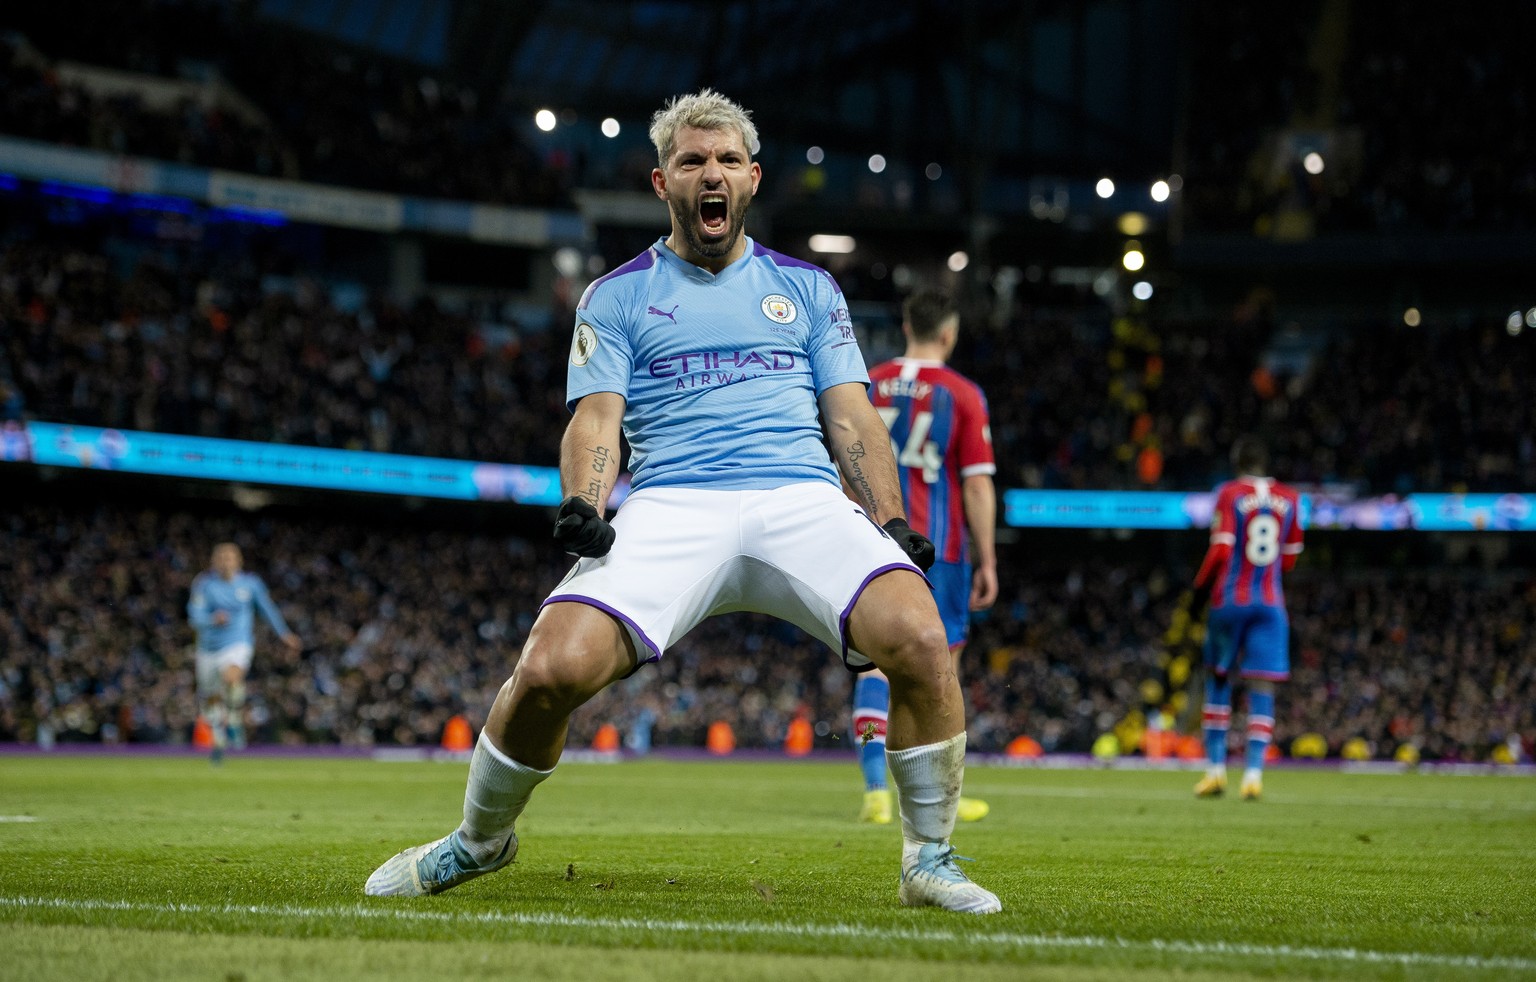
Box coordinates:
[648,88,758,167]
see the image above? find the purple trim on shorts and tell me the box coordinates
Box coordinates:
[1240,670,1290,681]
[837,563,920,671]
[542,594,663,665]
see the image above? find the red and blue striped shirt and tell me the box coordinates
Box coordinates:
[867,358,995,565]
[1198,476,1305,609]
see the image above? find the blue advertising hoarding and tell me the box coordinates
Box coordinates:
[4,421,1531,530]
[1003,488,1533,531]
[13,421,565,506]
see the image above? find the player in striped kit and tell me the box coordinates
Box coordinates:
[1189,438,1304,800]
[852,289,997,825]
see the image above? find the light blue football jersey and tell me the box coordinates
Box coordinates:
[187,571,289,653]
[566,237,869,492]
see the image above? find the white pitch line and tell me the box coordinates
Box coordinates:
[0,816,40,823]
[557,775,1536,812]
[967,786,1536,811]
[1,895,1531,972]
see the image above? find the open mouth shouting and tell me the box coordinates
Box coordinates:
[699,191,729,239]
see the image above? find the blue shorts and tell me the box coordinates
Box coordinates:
[928,560,971,648]
[1203,604,1289,681]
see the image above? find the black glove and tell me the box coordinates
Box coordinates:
[883,518,936,572]
[554,496,615,558]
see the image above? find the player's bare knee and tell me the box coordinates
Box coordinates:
[510,643,593,713]
[867,612,949,685]
[512,620,627,714]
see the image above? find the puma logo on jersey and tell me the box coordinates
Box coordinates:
[647,304,679,323]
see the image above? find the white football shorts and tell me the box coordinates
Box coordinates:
[195,641,254,696]
[543,481,923,670]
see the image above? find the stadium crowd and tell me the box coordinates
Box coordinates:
[2,498,1531,767]
[0,238,571,467]
[5,231,1533,495]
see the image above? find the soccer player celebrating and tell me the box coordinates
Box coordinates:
[853,290,997,825]
[1189,438,1303,800]
[187,543,301,761]
[366,89,1000,913]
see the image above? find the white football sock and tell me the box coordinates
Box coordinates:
[205,704,227,749]
[456,731,553,864]
[887,731,966,863]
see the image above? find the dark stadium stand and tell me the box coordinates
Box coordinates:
[0,36,288,177]
[0,25,569,206]
[1179,2,1535,235]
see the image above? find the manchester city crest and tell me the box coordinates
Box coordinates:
[760,294,797,325]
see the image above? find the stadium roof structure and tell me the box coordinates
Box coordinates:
[260,0,1184,196]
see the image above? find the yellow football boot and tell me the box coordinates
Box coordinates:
[1194,772,1227,797]
[859,789,894,824]
[956,796,991,822]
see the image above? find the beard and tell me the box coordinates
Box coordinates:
[669,188,752,259]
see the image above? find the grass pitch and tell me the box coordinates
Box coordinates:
[1,754,1533,981]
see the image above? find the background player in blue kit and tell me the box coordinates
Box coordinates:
[852,290,998,825]
[187,542,301,760]
[367,89,1001,914]
[1188,438,1304,801]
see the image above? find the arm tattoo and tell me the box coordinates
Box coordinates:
[844,441,878,514]
[579,445,614,508]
